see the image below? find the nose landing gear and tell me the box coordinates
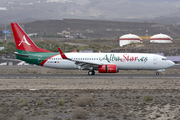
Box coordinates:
[156,69,165,75]
[156,72,159,75]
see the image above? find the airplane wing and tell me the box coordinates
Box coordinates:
[58,47,101,70]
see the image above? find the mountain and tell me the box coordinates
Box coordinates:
[0,0,180,23]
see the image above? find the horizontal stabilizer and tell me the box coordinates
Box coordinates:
[14,52,29,58]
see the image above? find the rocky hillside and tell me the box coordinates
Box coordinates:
[3,19,180,39]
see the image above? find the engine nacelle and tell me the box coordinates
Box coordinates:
[98,64,119,73]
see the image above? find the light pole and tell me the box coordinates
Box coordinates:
[5,24,6,40]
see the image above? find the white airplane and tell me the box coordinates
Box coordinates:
[11,23,175,75]
[0,62,8,66]
[2,55,21,61]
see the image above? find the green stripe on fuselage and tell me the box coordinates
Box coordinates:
[16,49,58,65]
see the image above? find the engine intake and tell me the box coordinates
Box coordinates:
[98,65,119,73]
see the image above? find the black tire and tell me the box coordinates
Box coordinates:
[88,71,95,75]
[88,71,92,75]
[156,72,159,75]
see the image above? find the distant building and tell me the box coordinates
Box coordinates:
[0,7,7,10]
[27,33,37,37]
[150,33,173,43]
[0,47,5,51]
[119,33,143,47]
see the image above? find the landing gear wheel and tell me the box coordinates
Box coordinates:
[156,72,159,75]
[92,71,95,75]
[88,70,95,75]
[88,71,92,75]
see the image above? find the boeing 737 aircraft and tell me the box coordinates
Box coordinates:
[11,23,175,75]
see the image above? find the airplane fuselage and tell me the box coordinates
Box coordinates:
[16,52,174,71]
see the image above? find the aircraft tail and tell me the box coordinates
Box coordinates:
[11,23,51,53]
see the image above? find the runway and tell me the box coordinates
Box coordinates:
[1,74,180,79]
[0,65,180,79]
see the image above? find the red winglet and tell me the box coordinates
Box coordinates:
[73,49,76,53]
[58,47,68,59]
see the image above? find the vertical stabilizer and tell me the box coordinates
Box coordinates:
[11,23,51,53]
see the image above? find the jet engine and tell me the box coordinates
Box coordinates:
[98,65,119,73]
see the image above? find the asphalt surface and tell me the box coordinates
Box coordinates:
[0,65,180,78]
[0,74,180,79]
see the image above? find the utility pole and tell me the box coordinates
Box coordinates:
[146,27,148,36]
[5,24,6,40]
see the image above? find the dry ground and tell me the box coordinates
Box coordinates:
[0,67,180,120]
[0,77,179,120]
[0,78,179,90]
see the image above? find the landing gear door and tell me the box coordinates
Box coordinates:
[153,56,157,64]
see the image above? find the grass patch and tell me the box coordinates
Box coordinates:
[143,95,154,102]
[36,99,43,106]
[58,99,64,106]
[75,96,94,107]
[18,98,26,107]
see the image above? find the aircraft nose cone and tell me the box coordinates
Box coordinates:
[169,61,175,67]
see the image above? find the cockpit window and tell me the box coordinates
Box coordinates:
[162,58,167,61]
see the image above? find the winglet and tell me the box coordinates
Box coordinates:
[58,47,68,59]
[73,49,76,53]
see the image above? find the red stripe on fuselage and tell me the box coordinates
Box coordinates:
[40,54,59,66]
[150,38,172,41]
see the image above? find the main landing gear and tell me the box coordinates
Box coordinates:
[88,70,95,75]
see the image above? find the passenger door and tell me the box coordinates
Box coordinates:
[153,56,157,64]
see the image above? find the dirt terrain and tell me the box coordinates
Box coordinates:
[0,66,180,120]
[0,78,179,120]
